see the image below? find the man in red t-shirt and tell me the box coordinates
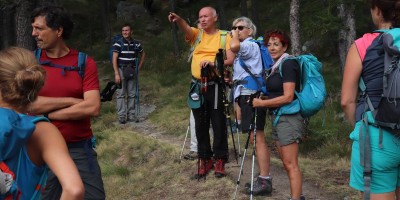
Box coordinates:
[30,6,105,199]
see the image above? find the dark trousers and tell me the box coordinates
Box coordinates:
[41,140,105,200]
[192,83,228,160]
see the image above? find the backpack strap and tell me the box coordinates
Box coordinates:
[238,59,263,90]
[77,52,87,78]
[187,29,203,62]
[34,48,41,62]
[219,30,227,50]
[34,48,87,78]
[187,29,228,63]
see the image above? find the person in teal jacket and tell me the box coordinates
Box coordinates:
[0,47,84,200]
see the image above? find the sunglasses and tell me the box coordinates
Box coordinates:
[231,26,249,31]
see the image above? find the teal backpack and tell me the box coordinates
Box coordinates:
[0,108,49,200]
[273,54,326,126]
[34,48,87,78]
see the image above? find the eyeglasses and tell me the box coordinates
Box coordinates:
[231,26,249,31]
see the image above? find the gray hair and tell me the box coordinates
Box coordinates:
[232,16,257,38]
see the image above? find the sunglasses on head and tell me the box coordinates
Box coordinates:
[231,26,249,31]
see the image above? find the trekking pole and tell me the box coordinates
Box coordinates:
[179,123,190,164]
[233,97,257,199]
[234,105,242,158]
[216,49,238,164]
[233,124,252,199]
[135,58,140,122]
[249,107,257,200]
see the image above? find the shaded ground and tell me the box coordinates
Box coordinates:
[120,103,346,200]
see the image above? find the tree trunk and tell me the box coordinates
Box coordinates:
[338,3,356,74]
[0,5,16,49]
[250,0,259,28]
[102,0,111,43]
[289,0,301,56]
[240,0,248,17]
[169,0,179,57]
[15,0,35,50]
[216,0,227,30]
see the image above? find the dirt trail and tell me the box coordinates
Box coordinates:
[123,104,343,200]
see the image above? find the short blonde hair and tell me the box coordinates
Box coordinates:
[232,17,257,38]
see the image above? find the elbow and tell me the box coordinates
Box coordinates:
[91,105,101,117]
[230,44,239,54]
[340,100,350,111]
[63,183,85,199]
[285,95,295,104]
[88,102,101,117]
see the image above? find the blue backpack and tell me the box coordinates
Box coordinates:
[34,48,87,78]
[238,37,274,94]
[0,108,49,200]
[109,34,123,63]
[273,54,326,126]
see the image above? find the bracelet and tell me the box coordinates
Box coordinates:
[44,113,49,119]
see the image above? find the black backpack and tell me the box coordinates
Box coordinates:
[100,81,119,102]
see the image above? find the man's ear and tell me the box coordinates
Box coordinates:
[56,27,64,38]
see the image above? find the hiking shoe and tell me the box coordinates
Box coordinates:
[183,151,198,160]
[214,159,226,178]
[289,194,306,200]
[246,177,272,196]
[119,118,126,124]
[127,116,137,123]
[194,158,213,178]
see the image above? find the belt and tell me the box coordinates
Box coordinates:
[191,78,216,86]
[233,80,248,88]
[67,139,92,149]
[119,64,135,68]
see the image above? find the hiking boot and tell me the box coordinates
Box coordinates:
[183,151,198,160]
[214,159,226,178]
[246,177,272,196]
[194,158,213,178]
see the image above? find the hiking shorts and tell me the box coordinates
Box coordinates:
[271,113,305,146]
[349,121,400,193]
[237,95,267,133]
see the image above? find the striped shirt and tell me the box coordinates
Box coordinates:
[113,37,143,66]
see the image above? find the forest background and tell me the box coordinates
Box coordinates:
[0,0,374,199]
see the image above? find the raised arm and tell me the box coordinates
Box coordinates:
[229,30,240,54]
[168,12,194,40]
[27,122,84,200]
